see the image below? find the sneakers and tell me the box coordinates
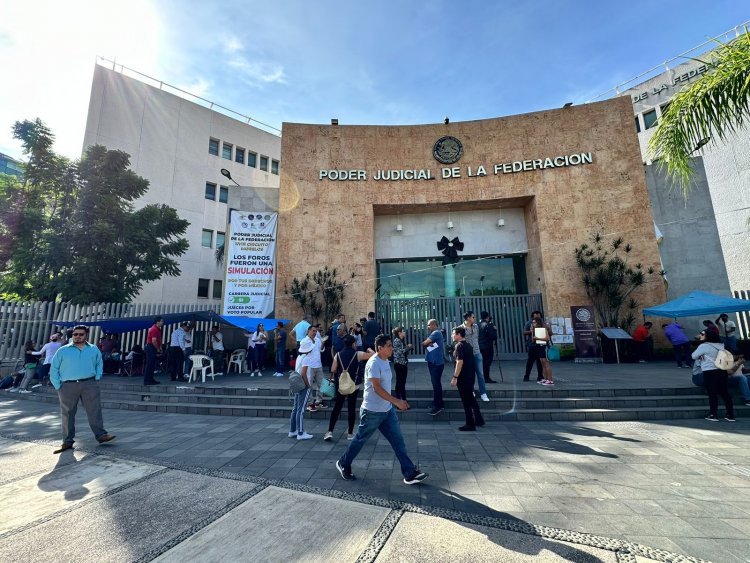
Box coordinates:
[336,459,356,481]
[347,433,354,440]
[255,370,263,377]
[276,372,285,377]
[542,380,555,386]
[249,372,255,377]
[403,470,428,485]
[745,401,750,407]
[288,431,297,438]
[297,432,313,440]
[31,384,42,389]
[306,404,318,412]
[315,402,328,409]
[705,414,719,422]
[480,393,489,402]
[429,406,444,416]
[536,380,545,385]
[725,417,736,422]
[17,389,31,394]
[273,372,282,377]
[323,431,333,441]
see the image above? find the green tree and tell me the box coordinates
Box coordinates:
[0,119,78,300]
[0,119,189,303]
[284,267,354,327]
[648,30,750,196]
[574,232,664,330]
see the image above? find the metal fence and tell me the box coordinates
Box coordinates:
[733,290,750,339]
[375,294,543,360]
[0,301,221,365]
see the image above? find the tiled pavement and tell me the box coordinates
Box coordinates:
[1,391,749,562]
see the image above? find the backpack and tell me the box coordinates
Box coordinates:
[712,346,734,371]
[337,352,357,395]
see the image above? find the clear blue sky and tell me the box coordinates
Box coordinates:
[0,1,747,159]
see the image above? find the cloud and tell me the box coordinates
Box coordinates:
[227,56,286,85]
[223,35,244,54]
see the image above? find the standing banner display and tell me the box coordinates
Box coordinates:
[222,210,278,317]
[570,306,601,363]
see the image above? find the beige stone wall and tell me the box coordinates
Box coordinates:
[276,97,665,323]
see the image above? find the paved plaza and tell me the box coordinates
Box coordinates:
[1,369,749,563]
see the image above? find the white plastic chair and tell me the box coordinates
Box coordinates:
[188,354,216,382]
[227,349,246,373]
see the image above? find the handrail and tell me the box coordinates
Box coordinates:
[96,56,281,135]
[586,21,749,103]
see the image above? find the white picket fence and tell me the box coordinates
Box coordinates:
[0,301,220,364]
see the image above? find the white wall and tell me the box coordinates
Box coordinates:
[373,208,528,260]
[624,56,750,292]
[83,64,281,303]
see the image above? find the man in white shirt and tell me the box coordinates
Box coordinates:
[299,325,326,411]
[32,333,62,386]
[181,324,193,378]
[168,323,186,381]
[210,326,225,372]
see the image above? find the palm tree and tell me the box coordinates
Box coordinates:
[648,29,750,198]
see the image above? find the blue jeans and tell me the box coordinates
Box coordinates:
[289,387,311,435]
[339,408,416,479]
[474,353,487,395]
[255,344,266,371]
[276,346,287,373]
[427,362,444,409]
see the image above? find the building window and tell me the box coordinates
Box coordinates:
[205,182,216,200]
[643,109,658,130]
[271,159,279,175]
[260,156,269,171]
[202,229,213,248]
[660,102,671,117]
[216,231,226,250]
[219,185,229,203]
[208,138,219,156]
[247,151,257,168]
[235,147,245,164]
[634,116,641,133]
[198,278,210,299]
[213,279,223,299]
[222,142,233,160]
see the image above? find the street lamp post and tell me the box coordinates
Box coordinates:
[220,168,241,186]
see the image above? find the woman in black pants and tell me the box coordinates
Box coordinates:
[323,336,374,441]
[450,326,485,431]
[692,329,734,422]
[391,326,411,400]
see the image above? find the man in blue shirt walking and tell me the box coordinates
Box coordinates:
[50,325,115,454]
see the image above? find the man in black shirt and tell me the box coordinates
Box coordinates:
[450,326,485,431]
[478,311,498,383]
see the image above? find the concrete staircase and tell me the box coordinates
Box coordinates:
[14,379,745,421]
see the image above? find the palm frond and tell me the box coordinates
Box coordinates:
[648,30,750,198]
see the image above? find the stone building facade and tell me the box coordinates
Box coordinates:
[275,96,666,322]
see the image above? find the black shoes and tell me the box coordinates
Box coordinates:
[459,425,476,431]
[485,378,497,383]
[144,380,160,386]
[97,434,116,444]
[429,406,444,416]
[53,443,73,454]
[336,460,356,481]
[403,470,428,485]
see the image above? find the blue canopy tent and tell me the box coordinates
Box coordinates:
[56,310,290,333]
[642,291,750,318]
